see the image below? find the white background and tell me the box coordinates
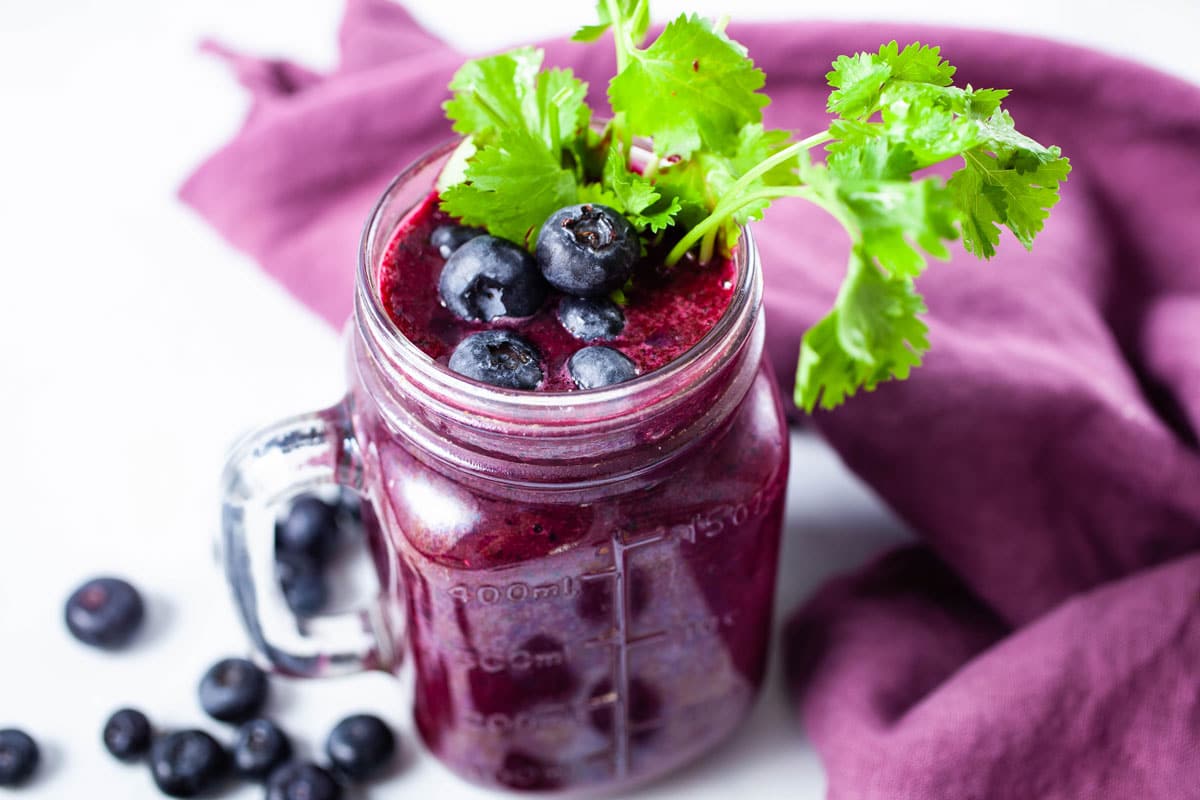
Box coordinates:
[1,1,1196,798]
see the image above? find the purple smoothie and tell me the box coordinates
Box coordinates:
[347,173,789,794]
[378,192,737,391]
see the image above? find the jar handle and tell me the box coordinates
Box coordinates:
[218,400,395,677]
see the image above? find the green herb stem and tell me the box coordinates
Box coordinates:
[605,0,634,72]
[725,128,832,202]
[663,129,835,265]
[604,0,639,162]
[666,185,815,265]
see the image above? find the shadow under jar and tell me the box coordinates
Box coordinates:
[219,140,790,796]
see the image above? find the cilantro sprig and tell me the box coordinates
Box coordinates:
[438,4,1070,411]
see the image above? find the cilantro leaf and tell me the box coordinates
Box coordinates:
[791,44,1068,408]
[825,134,918,181]
[444,48,543,142]
[878,41,955,85]
[811,143,955,278]
[443,48,590,155]
[826,53,892,119]
[795,249,930,411]
[949,109,1071,257]
[875,83,984,166]
[602,149,682,232]
[950,143,1071,258]
[440,130,579,248]
[609,14,769,157]
[533,67,591,155]
[827,41,955,120]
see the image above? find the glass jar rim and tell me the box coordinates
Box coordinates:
[353,137,762,431]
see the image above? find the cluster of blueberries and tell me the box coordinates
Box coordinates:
[0,494,392,799]
[436,203,642,391]
[101,658,394,799]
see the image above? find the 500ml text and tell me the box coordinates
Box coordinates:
[448,575,579,606]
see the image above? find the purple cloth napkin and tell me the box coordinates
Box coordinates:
[183,2,1200,796]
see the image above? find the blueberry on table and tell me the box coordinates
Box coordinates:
[326,714,396,782]
[103,708,153,762]
[276,493,339,561]
[558,295,626,341]
[149,730,228,798]
[537,204,639,297]
[64,576,145,649]
[448,330,543,390]
[232,719,292,780]
[266,761,343,800]
[276,550,328,616]
[0,729,39,787]
[438,235,547,321]
[568,346,638,390]
[198,657,269,723]
[430,223,485,259]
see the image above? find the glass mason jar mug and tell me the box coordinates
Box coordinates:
[219,141,790,795]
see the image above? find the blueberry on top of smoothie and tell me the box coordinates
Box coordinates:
[536,204,638,297]
[430,224,485,259]
[568,346,638,389]
[438,235,547,321]
[449,330,543,390]
[558,295,626,341]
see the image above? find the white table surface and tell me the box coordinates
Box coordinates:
[1,1,1195,798]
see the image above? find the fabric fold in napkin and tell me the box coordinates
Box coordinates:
[183,2,1200,797]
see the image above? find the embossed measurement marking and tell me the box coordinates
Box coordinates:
[578,527,670,779]
[448,575,579,606]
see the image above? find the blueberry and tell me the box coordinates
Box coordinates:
[0,729,39,787]
[149,730,228,798]
[568,346,638,390]
[198,658,269,723]
[438,235,547,321]
[266,761,343,800]
[536,204,639,297]
[448,330,542,390]
[103,708,152,762]
[276,494,339,561]
[232,719,291,780]
[558,295,626,341]
[64,576,145,649]
[276,551,327,616]
[335,489,364,536]
[326,714,396,782]
[430,224,485,259]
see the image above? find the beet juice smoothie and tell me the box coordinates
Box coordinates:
[344,180,790,793]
